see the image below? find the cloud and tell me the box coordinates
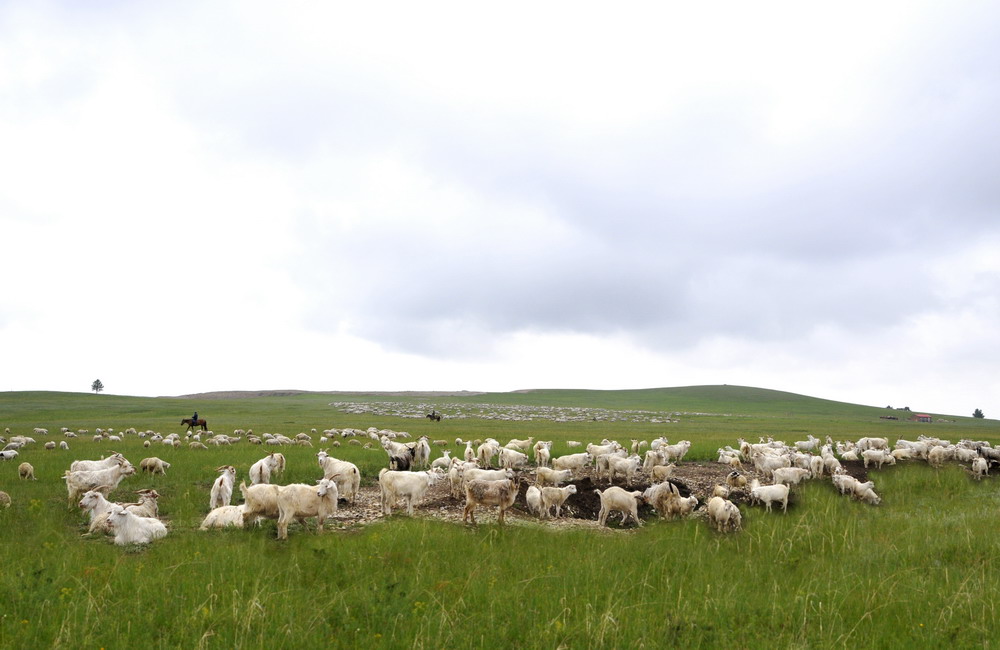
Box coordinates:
[2,1,1000,417]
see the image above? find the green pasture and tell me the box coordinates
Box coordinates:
[1,387,999,648]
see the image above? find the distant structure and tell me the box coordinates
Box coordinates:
[912,413,933,423]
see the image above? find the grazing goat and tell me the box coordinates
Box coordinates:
[276,479,339,540]
[476,439,501,468]
[862,448,896,470]
[660,441,692,463]
[540,485,577,518]
[463,467,514,486]
[650,464,676,482]
[536,466,573,487]
[505,437,534,451]
[595,486,643,527]
[707,496,742,533]
[498,446,529,470]
[749,479,789,513]
[525,485,543,517]
[533,440,552,466]
[607,454,642,486]
[0,491,9,508]
[139,457,170,475]
[18,462,35,480]
[462,478,518,525]
[552,452,592,472]
[316,451,361,503]
[643,482,697,520]
[772,467,811,487]
[753,453,791,478]
[379,469,443,516]
[240,481,282,527]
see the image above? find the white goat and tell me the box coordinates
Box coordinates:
[200,505,247,530]
[249,453,285,485]
[498,446,529,470]
[78,489,117,534]
[650,464,677,483]
[862,448,896,470]
[106,504,168,546]
[64,463,136,506]
[379,469,443,516]
[552,452,592,472]
[772,467,811,487]
[139,457,170,475]
[607,454,642,486]
[525,485,544,517]
[70,453,130,473]
[505,437,534,451]
[276,478,339,540]
[316,451,361,503]
[540,485,577,519]
[749,478,789,513]
[972,457,989,480]
[430,450,453,471]
[707,496,742,533]
[595,486,643,527]
[210,466,236,509]
[536,466,573,487]
[18,462,35,480]
[660,440,692,463]
[239,481,281,527]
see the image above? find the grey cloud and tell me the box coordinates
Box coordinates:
[61,1,994,361]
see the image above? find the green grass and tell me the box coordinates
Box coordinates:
[1,388,999,648]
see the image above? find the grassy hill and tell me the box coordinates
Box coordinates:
[0,384,986,426]
[2,386,1000,647]
[2,386,992,460]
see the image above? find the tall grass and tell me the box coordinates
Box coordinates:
[1,390,999,647]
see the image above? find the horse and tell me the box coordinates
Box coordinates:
[181,418,208,432]
[426,411,441,422]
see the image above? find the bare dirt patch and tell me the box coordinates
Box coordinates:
[317,460,868,531]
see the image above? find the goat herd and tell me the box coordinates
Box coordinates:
[2,426,996,546]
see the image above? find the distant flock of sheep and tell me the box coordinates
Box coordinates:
[1,424,997,546]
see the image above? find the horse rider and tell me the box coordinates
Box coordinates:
[192,411,198,423]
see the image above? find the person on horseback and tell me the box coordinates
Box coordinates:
[192,411,198,423]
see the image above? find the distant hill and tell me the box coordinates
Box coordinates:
[174,385,908,418]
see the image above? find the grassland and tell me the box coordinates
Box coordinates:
[1,386,999,648]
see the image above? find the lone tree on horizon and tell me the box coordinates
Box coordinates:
[92,379,104,394]
[974,408,985,419]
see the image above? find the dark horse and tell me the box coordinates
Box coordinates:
[181,417,208,432]
[426,410,441,422]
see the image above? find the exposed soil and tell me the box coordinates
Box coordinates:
[318,461,869,531]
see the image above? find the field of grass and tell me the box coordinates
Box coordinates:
[1,387,999,648]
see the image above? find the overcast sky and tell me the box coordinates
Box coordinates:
[2,2,999,418]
